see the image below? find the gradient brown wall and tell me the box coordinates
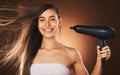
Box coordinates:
[0,0,120,75]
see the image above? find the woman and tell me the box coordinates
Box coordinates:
[0,4,111,75]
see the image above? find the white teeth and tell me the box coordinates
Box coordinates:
[44,28,53,32]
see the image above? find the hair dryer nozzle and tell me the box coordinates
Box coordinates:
[70,27,74,29]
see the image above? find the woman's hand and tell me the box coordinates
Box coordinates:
[91,45,111,75]
[97,45,111,61]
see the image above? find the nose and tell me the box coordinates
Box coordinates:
[45,20,50,27]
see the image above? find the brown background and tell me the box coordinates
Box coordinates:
[0,0,120,75]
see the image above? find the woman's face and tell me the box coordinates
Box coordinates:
[38,9,60,38]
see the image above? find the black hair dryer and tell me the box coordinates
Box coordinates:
[70,25,115,68]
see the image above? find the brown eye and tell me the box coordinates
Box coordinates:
[39,17,45,21]
[39,19,45,21]
[50,18,55,21]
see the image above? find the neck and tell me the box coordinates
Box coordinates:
[41,37,58,50]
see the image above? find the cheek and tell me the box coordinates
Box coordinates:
[38,22,43,33]
[38,21,45,28]
[50,22,56,26]
[50,20,59,27]
[37,24,41,32]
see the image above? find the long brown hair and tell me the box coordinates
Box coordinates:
[0,4,60,75]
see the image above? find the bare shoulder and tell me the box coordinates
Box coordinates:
[65,47,78,55]
[58,42,82,62]
[60,45,89,75]
[63,46,82,62]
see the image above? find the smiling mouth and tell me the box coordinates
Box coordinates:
[43,28,54,32]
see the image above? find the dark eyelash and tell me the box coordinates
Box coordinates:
[51,18,55,20]
[40,19,44,21]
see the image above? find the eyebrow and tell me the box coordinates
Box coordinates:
[49,16,56,18]
[39,16,45,19]
[39,16,56,19]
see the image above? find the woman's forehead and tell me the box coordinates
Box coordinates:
[39,9,57,18]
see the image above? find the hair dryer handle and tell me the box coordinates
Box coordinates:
[99,39,106,68]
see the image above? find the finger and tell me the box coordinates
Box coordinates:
[102,45,109,50]
[97,45,111,60]
[102,47,111,54]
[100,49,111,54]
[106,55,111,60]
[97,45,109,51]
[100,52,111,60]
[97,49,101,57]
[97,45,101,49]
[97,46,101,56]
[97,45,100,49]
[101,54,111,60]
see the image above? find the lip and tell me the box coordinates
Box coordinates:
[43,28,54,32]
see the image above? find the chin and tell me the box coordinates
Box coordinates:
[44,35,55,39]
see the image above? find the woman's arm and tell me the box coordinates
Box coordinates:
[72,49,89,75]
[72,45,111,75]
[91,45,111,75]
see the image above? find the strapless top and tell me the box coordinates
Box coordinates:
[30,63,70,75]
